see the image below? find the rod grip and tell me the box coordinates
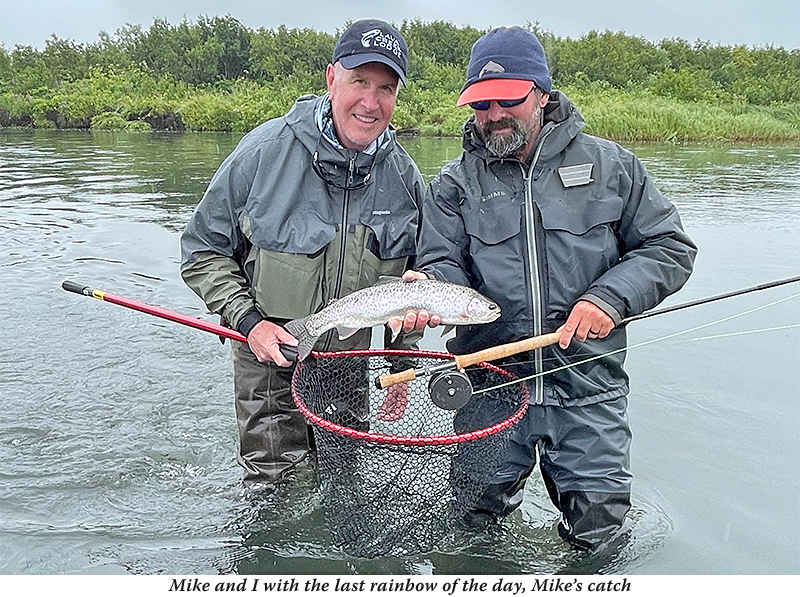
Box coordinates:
[376,367,417,389]
[453,331,562,370]
[62,280,91,296]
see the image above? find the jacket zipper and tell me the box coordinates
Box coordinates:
[520,127,555,405]
[322,153,356,352]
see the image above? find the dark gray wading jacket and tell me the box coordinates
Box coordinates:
[181,95,425,353]
[417,91,697,406]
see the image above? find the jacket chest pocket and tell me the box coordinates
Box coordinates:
[251,248,325,320]
[537,193,624,313]
[358,227,412,287]
[462,194,522,245]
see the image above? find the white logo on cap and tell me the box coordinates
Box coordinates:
[479,61,506,77]
[361,28,403,60]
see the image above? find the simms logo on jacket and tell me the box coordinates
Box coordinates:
[361,29,404,60]
[480,190,506,202]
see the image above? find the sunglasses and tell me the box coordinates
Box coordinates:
[468,88,536,111]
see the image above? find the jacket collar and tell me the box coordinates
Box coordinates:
[284,94,397,189]
[285,94,396,160]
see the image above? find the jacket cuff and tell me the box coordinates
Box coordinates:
[236,309,265,337]
[578,293,623,326]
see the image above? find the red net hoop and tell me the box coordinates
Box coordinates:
[291,348,528,558]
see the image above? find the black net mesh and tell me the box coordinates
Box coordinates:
[292,350,528,558]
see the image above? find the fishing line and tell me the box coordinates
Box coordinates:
[472,291,800,396]
[670,322,800,343]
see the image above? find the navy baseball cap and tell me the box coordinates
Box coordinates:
[332,20,409,85]
[457,27,552,106]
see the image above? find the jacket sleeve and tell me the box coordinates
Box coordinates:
[180,146,260,330]
[414,164,475,287]
[582,151,698,321]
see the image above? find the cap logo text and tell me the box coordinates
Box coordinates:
[361,28,404,60]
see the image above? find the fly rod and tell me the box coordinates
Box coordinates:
[377,273,800,389]
[61,281,298,360]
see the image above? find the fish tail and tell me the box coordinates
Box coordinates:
[284,317,318,361]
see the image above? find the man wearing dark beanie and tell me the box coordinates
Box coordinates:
[409,26,697,551]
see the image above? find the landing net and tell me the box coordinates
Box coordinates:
[291,349,528,558]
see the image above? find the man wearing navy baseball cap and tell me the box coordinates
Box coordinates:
[409,26,697,552]
[181,20,426,485]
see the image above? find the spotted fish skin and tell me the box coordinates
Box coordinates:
[284,278,500,360]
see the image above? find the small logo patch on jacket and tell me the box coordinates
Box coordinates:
[558,163,594,188]
[480,191,505,202]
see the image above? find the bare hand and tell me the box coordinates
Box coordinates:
[387,270,442,334]
[559,300,615,349]
[246,320,298,366]
[377,382,410,421]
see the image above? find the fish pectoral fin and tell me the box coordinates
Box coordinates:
[336,325,362,340]
[440,325,455,337]
[387,318,403,342]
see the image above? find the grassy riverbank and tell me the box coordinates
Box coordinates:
[2,18,798,142]
[2,70,797,142]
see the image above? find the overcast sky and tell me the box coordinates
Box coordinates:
[1,0,798,50]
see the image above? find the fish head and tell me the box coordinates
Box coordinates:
[465,296,501,323]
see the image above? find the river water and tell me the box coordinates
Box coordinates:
[1,130,798,575]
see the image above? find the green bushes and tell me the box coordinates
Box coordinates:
[1,17,798,141]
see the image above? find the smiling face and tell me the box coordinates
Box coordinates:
[326,61,400,151]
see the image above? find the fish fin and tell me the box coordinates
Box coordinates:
[284,317,317,361]
[336,325,361,340]
[440,325,455,337]
[387,318,403,342]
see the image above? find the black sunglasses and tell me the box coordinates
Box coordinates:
[468,88,536,111]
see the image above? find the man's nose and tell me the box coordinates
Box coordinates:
[486,101,507,119]
[361,88,380,111]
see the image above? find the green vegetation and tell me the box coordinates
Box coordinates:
[1,17,798,141]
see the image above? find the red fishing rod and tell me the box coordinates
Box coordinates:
[61,280,298,360]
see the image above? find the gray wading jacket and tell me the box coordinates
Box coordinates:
[181,94,425,353]
[417,91,697,406]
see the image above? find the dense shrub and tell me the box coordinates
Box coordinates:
[1,17,797,140]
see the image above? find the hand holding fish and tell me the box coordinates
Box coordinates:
[392,270,442,334]
[559,300,615,349]
[247,320,299,366]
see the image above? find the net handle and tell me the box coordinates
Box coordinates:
[378,331,561,389]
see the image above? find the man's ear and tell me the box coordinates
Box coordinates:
[325,63,336,93]
[539,92,550,108]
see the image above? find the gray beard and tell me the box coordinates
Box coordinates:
[476,110,540,159]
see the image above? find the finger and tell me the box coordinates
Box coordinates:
[377,397,402,421]
[559,321,577,349]
[402,270,428,282]
[276,329,299,346]
[428,314,441,328]
[402,312,417,333]
[574,319,594,343]
[413,310,430,332]
[270,345,293,367]
[598,320,615,338]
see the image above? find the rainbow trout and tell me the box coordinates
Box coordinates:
[284,278,501,360]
